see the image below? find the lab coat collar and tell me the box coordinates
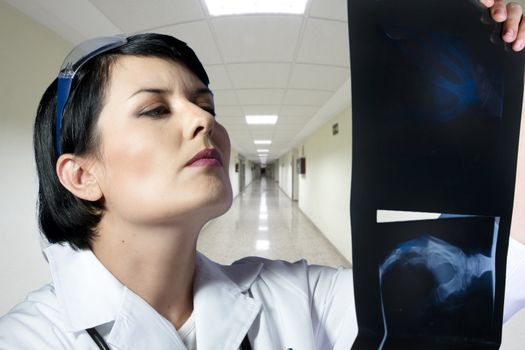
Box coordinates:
[45,244,264,349]
[44,243,125,333]
[194,253,263,349]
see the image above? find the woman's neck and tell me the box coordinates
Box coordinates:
[92,213,199,329]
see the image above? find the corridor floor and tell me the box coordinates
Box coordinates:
[197,176,351,268]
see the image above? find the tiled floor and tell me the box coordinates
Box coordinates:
[197,176,351,268]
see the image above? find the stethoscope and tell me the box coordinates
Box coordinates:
[86,327,253,350]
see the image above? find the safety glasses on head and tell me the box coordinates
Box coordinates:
[55,35,127,156]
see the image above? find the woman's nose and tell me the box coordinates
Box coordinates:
[184,103,215,140]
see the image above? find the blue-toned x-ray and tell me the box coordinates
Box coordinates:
[348,0,525,349]
[380,235,493,305]
[382,25,503,121]
[374,216,500,349]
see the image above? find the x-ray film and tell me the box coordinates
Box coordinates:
[348,0,524,349]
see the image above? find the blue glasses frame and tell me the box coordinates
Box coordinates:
[55,35,127,156]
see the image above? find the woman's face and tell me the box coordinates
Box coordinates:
[92,55,232,228]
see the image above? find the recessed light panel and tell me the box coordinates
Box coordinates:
[205,0,308,16]
[246,115,278,125]
[254,140,272,144]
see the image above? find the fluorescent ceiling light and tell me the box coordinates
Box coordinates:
[254,140,272,145]
[257,149,269,153]
[205,0,308,16]
[246,115,278,125]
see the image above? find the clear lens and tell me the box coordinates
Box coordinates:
[59,35,127,78]
[55,35,127,155]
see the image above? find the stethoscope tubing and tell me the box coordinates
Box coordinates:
[86,328,111,350]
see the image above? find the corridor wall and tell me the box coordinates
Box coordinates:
[229,149,240,198]
[0,1,71,315]
[278,151,293,198]
[297,107,353,263]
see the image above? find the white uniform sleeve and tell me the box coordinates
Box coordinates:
[503,237,525,322]
[0,285,80,350]
[0,304,68,349]
[307,265,358,350]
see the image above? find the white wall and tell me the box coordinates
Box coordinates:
[267,161,279,181]
[297,108,353,262]
[292,148,299,201]
[278,151,293,198]
[0,1,72,315]
[229,149,240,199]
[245,160,253,187]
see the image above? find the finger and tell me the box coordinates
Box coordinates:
[512,17,525,51]
[502,3,523,42]
[480,0,494,7]
[491,0,508,22]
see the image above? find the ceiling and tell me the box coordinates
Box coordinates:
[4,0,351,165]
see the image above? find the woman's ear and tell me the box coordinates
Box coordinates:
[56,154,103,201]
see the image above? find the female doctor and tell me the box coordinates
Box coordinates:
[1,1,525,349]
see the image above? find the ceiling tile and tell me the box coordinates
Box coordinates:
[243,105,281,115]
[89,0,205,32]
[279,106,318,117]
[289,64,349,90]
[205,65,233,90]
[227,63,291,89]
[154,21,222,65]
[216,116,242,125]
[272,133,297,140]
[212,16,302,63]
[308,0,347,22]
[237,89,285,105]
[224,125,249,133]
[247,125,275,132]
[212,90,238,106]
[233,136,254,142]
[283,89,334,106]
[3,0,122,43]
[279,116,312,124]
[251,130,275,139]
[275,123,303,130]
[297,18,349,67]
[216,106,244,117]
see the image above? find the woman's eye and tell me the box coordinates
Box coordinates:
[140,105,170,117]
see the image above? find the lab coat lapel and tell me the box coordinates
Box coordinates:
[107,288,187,350]
[194,253,263,350]
[47,244,186,349]
[44,244,124,332]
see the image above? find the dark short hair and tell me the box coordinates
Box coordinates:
[34,33,209,250]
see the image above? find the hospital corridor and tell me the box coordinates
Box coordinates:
[198,176,350,268]
[2,0,525,348]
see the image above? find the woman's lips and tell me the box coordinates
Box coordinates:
[186,148,223,167]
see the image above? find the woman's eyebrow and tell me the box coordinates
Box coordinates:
[128,88,172,100]
[192,87,214,98]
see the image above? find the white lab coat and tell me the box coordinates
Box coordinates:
[1,240,525,349]
[0,243,358,349]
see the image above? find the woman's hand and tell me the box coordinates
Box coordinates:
[481,0,525,51]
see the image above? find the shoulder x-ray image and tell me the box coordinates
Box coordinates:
[348,0,525,349]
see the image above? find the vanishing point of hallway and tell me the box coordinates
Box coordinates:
[198,176,351,268]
